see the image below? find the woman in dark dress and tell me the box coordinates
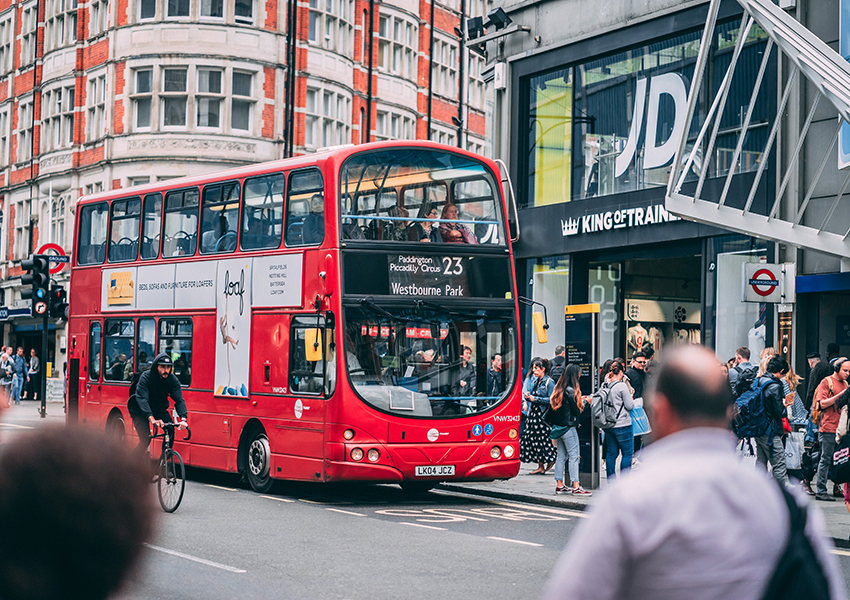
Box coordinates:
[520,357,557,473]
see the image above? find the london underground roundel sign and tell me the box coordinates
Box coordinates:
[749,268,780,297]
[36,243,67,274]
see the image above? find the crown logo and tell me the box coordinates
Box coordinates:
[561,218,580,236]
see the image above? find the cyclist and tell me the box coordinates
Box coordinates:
[128,353,188,456]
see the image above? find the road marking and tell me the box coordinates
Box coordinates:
[487,536,543,547]
[260,495,295,503]
[832,549,850,557]
[399,522,447,531]
[144,544,247,573]
[204,484,237,492]
[0,423,33,429]
[326,508,366,517]
[488,499,588,519]
[298,498,353,505]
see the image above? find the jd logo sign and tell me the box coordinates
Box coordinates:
[615,73,689,178]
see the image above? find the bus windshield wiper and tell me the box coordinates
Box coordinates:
[359,297,405,321]
[414,300,464,319]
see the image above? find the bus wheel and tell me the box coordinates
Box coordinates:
[246,430,274,493]
[400,482,434,495]
[106,414,126,443]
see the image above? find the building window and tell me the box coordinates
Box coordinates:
[139,0,155,19]
[377,13,417,79]
[129,176,150,186]
[308,0,354,53]
[196,68,222,128]
[133,68,153,129]
[200,0,223,18]
[87,74,106,141]
[43,84,76,151]
[85,182,104,196]
[13,199,29,259]
[231,71,253,131]
[0,108,8,166]
[304,86,350,148]
[234,0,253,23]
[162,68,187,128]
[51,197,66,245]
[0,15,12,74]
[468,52,485,110]
[90,0,108,36]
[46,0,78,50]
[20,5,37,66]
[167,0,190,18]
[17,99,33,162]
[373,108,414,141]
[433,37,457,99]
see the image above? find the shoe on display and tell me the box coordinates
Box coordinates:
[815,494,836,502]
[571,486,593,497]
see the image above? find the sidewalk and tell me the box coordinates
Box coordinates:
[440,462,850,548]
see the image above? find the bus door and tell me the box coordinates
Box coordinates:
[83,320,103,422]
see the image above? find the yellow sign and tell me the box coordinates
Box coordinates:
[564,303,600,315]
[107,271,135,305]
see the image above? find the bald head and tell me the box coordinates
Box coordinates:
[651,345,733,429]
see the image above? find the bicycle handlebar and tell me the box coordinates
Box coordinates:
[152,422,192,441]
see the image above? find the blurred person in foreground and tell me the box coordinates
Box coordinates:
[543,344,845,600]
[0,425,156,600]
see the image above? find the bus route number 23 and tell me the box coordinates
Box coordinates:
[442,257,464,276]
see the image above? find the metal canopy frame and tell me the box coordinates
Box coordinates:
[666,0,850,259]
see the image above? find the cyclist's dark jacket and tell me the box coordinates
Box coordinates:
[128,353,188,420]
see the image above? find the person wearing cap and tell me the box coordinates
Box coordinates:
[127,352,189,456]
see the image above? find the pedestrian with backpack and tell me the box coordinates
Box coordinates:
[602,358,634,479]
[814,357,850,501]
[753,356,790,485]
[548,364,591,496]
[728,346,757,400]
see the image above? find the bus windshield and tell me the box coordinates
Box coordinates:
[343,304,516,418]
[340,148,505,245]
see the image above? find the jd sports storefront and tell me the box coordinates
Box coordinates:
[510,2,774,368]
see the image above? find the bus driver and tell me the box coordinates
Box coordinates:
[127,353,189,457]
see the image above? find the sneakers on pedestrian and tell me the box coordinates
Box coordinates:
[833,485,845,498]
[571,486,592,497]
[555,485,569,495]
[815,493,836,502]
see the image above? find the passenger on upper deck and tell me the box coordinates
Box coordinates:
[409,204,441,242]
[386,205,410,241]
[439,204,477,244]
[202,214,233,253]
[302,194,325,244]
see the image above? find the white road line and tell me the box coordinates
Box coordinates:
[399,522,447,531]
[144,544,247,573]
[326,508,366,517]
[298,498,353,505]
[832,549,850,557]
[490,500,588,519]
[487,536,543,547]
[260,495,295,503]
[204,484,237,492]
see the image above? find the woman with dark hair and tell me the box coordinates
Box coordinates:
[603,358,635,479]
[520,357,557,474]
[550,364,591,496]
[409,204,441,242]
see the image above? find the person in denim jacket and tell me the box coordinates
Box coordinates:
[520,357,556,474]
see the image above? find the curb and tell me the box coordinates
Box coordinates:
[438,483,850,549]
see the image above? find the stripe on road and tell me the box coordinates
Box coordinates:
[204,484,237,492]
[144,544,247,573]
[260,495,295,503]
[399,522,447,531]
[832,549,850,557]
[326,508,366,517]
[487,536,543,547]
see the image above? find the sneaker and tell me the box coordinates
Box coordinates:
[555,485,569,495]
[834,485,845,498]
[571,486,593,497]
[801,482,815,496]
[815,494,836,502]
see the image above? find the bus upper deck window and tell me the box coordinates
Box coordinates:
[285,169,324,246]
[140,194,163,260]
[108,197,141,263]
[200,181,240,254]
[162,188,199,257]
[77,202,109,265]
[242,173,285,250]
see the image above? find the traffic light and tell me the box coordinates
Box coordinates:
[21,254,50,318]
[49,285,68,320]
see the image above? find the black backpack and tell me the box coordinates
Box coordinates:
[549,359,566,385]
[732,365,758,399]
[759,484,831,600]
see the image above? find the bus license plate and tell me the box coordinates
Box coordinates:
[415,465,455,477]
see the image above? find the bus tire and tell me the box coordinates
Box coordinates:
[246,428,274,493]
[106,412,126,443]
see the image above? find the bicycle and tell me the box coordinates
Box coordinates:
[150,422,192,513]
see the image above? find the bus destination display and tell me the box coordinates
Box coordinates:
[388,255,469,297]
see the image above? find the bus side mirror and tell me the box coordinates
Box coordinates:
[305,329,323,362]
[533,312,548,344]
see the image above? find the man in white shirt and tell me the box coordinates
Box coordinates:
[543,344,846,600]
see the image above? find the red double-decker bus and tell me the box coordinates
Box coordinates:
[67,141,522,492]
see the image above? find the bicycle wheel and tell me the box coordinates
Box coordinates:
[157,449,185,513]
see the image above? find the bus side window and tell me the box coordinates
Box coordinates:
[137,317,156,375]
[108,197,141,263]
[200,181,240,254]
[162,188,199,257]
[140,194,162,260]
[289,316,325,394]
[77,202,109,265]
[89,321,102,381]
[158,318,192,386]
[103,319,135,382]
[242,173,285,250]
[285,169,324,246]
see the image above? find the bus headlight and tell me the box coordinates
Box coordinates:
[508,428,518,439]
[504,445,515,458]
[367,449,380,462]
[351,448,364,461]
[490,446,502,459]
[343,429,355,440]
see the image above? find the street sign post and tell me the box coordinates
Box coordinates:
[565,303,600,489]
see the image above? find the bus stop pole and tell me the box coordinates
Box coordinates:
[40,311,47,418]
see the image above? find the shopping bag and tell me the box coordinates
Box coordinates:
[784,431,804,472]
[630,397,652,436]
[829,435,850,485]
[737,437,757,468]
